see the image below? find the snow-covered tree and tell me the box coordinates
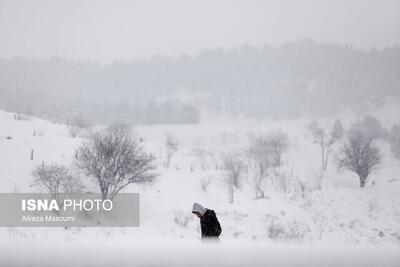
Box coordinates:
[335,126,383,188]
[31,163,84,208]
[76,124,156,200]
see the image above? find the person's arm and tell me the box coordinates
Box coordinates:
[200,219,207,237]
[214,215,222,236]
[211,211,221,236]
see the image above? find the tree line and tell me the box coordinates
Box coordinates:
[1,40,399,124]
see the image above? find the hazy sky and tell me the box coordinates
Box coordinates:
[0,0,399,62]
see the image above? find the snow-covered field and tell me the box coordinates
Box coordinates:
[0,108,399,266]
[1,240,400,267]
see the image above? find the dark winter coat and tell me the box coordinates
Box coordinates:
[200,209,222,238]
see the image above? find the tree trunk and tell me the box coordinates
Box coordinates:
[228,185,234,203]
[321,139,325,170]
[101,186,109,200]
[323,150,329,170]
[360,176,366,188]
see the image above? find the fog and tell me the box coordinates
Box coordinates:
[1,3,400,266]
[1,241,400,267]
[0,40,399,124]
[1,0,400,125]
[0,0,399,62]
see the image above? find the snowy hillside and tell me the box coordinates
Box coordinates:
[1,107,400,247]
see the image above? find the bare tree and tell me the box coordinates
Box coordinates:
[335,127,383,188]
[247,130,289,198]
[76,125,156,200]
[199,176,211,192]
[247,134,272,199]
[165,133,179,168]
[191,146,215,170]
[247,135,269,199]
[308,120,343,171]
[222,152,244,203]
[31,163,84,208]
[264,130,289,169]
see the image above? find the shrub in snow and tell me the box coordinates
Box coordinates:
[165,133,179,168]
[222,152,245,203]
[273,170,296,193]
[191,147,209,170]
[8,227,29,240]
[308,169,324,191]
[191,146,220,171]
[249,169,268,199]
[31,163,84,208]
[199,176,211,192]
[14,113,30,121]
[247,130,289,198]
[75,124,156,200]
[335,125,383,188]
[267,216,310,240]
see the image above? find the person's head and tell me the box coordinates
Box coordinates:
[192,202,206,218]
[192,211,202,218]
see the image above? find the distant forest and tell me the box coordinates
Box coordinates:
[0,40,399,124]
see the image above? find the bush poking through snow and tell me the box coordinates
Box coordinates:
[223,152,245,203]
[14,113,30,121]
[200,176,211,192]
[75,124,157,200]
[247,130,289,198]
[335,125,383,188]
[267,216,310,240]
[31,163,84,209]
[165,133,179,168]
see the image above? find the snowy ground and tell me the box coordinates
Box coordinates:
[1,240,400,267]
[0,108,400,265]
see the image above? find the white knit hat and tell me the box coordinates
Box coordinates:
[192,202,206,216]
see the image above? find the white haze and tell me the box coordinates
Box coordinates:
[1,2,400,266]
[0,0,399,62]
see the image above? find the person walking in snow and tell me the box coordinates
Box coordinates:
[192,202,222,240]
